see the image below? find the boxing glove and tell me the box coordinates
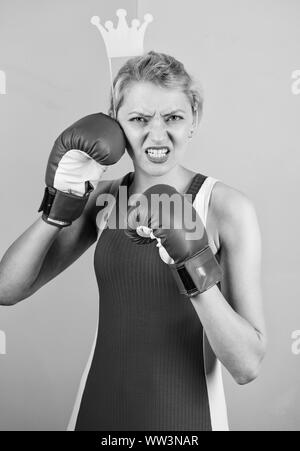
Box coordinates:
[38,113,126,227]
[125,184,222,297]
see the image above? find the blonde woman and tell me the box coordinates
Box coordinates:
[0,51,266,431]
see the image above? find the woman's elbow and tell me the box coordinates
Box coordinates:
[0,291,26,306]
[234,367,260,385]
[234,347,266,385]
[0,296,20,306]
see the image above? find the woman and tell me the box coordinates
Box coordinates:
[0,51,266,431]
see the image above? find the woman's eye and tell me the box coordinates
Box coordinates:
[130,117,146,123]
[167,115,183,121]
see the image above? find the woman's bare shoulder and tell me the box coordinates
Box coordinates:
[211,181,256,216]
[209,180,259,249]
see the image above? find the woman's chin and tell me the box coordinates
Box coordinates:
[141,161,177,177]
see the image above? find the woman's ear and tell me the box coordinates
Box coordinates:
[193,108,200,127]
[187,111,197,139]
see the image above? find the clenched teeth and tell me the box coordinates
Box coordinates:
[146,148,169,156]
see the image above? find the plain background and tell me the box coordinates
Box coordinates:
[0,0,299,431]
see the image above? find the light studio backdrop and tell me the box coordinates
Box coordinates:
[0,0,299,431]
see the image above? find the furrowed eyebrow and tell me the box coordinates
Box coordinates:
[128,109,186,116]
[164,110,186,115]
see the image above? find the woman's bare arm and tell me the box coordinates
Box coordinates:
[189,182,267,385]
[0,182,108,306]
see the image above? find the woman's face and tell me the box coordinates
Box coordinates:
[117,81,196,176]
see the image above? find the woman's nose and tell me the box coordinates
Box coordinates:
[147,117,168,141]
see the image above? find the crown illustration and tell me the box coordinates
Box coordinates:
[91,9,154,58]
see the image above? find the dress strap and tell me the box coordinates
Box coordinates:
[121,171,134,187]
[186,173,207,203]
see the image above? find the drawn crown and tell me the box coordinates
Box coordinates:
[91,9,153,58]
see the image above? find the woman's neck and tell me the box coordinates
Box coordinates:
[128,166,197,198]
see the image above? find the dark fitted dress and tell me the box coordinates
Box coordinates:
[74,172,214,431]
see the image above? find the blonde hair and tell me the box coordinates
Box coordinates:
[108,50,203,124]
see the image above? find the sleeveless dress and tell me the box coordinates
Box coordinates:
[67,172,229,431]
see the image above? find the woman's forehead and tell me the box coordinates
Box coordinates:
[121,82,190,112]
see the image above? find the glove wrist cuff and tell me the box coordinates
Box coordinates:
[38,185,92,228]
[169,245,223,297]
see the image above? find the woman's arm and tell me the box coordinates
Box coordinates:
[189,183,266,385]
[0,183,106,306]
